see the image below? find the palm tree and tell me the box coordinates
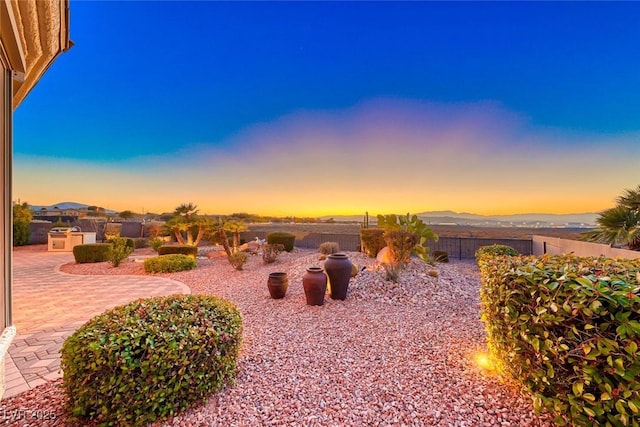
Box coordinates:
[173,203,198,221]
[582,186,640,250]
[165,203,210,246]
[617,185,640,213]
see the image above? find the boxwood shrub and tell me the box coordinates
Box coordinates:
[143,254,196,273]
[267,232,295,252]
[61,294,243,426]
[359,228,385,257]
[479,254,640,426]
[72,243,113,263]
[157,244,198,258]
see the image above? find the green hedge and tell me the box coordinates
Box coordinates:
[72,243,113,263]
[267,232,295,252]
[475,244,518,268]
[144,254,196,273]
[61,294,243,426]
[157,245,198,258]
[360,228,385,257]
[479,254,640,426]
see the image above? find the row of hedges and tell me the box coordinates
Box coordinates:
[477,245,640,426]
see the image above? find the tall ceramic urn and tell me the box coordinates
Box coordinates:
[324,253,352,300]
[302,267,327,306]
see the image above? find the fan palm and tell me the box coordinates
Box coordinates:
[582,205,640,250]
[617,185,640,213]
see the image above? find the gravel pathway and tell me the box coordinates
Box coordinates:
[2,249,554,426]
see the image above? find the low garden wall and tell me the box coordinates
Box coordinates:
[533,235,640,259]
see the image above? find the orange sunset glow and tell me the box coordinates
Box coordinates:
[14,100,637,216]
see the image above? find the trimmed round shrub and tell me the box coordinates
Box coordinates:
[432,250,449,263]
[144,254,196,273]
[360,228,385,257]
[73,243,113,263]
[107,237,135,251]
[158,244,198,258]
[267,232,295,252]
[61,294,243,426]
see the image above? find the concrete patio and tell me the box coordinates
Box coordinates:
[4,250,190,398]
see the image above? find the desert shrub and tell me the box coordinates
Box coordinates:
[151,238,164,253]
[432,250,449,263]
[262,243,285,264]
[107,237,134,251]
[377,214,438,263]
[158,245,198,259]
[73,243,113,263]
[228,250,248,270]
[360,228,385,257]
[319,241,340,255]
[267,232,295,252]
[382,231,418,282]
[133,238,149,249]
[144,254,196,273]
[109,238,134,267]
[479,254,640,426]
[61,294,243,426]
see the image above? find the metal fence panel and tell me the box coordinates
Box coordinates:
[241,231,531,258]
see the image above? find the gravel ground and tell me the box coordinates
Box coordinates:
[3,248,554,426]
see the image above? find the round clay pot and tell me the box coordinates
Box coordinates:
[302,267,327,306]
[267,272,288,299]
[324,253,352,300]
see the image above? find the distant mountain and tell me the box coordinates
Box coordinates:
[318,211,599,228]
[28,202,118,215]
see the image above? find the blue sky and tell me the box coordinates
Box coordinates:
[13,1,640,216]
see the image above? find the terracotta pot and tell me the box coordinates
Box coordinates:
[324,253,352,300]
[267,272,288,299]
[302,267,327,306]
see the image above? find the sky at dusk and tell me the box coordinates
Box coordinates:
[12,1,640,217]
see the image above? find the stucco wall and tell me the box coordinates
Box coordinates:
[532,235,640,259]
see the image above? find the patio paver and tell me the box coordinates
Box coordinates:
[4,251,190,399]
